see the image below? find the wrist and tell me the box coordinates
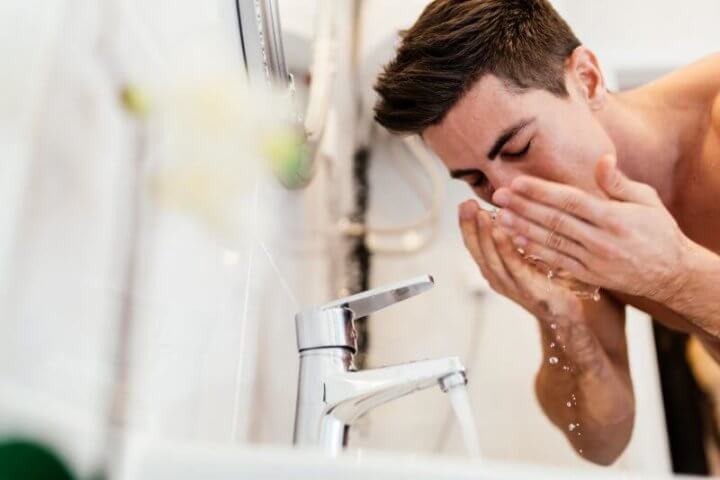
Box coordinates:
[652,238,702,306]
[661,240,717,308]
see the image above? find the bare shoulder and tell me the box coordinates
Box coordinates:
[712,88,720,134]
[643,52,720,107]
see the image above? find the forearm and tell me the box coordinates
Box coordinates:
[533,300,635,465]
[535,350,635,465]
[664,242,720,338]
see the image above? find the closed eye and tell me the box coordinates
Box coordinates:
[503,139,532,159]
[470,172,488,188]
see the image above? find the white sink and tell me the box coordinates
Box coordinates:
[119,436,679,480]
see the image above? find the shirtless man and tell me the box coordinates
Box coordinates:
[373,0,720,465]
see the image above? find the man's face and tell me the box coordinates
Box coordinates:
[424,74,615,205]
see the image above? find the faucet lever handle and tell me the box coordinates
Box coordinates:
[321,274,434,319]
[295,275,434,353]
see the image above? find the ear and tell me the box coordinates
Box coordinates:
[565,46,607,110]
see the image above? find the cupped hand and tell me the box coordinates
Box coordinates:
[491,154,693,304]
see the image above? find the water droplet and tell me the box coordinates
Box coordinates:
[566,401,572,408]
[562,365,570,372]
[548,356,559,365]
[550,342,556,348]
[547,270,556,280]
[550,323,558,330]
[592,289,601,302]
[568,423,576,431]
[579,448,584,454]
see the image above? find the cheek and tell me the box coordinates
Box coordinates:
[533,124,613,190]
[519,139,576,185]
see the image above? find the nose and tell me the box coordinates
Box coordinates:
[484,166,523,205]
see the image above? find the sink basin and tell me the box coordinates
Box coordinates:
[119,435,681,480]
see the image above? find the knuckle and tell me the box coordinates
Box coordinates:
[546,212,564,233]
[605,215,625,234]
[639,183,660,201]
[544,230,564,251]
[562,193,581,214]
[611,174,625,193]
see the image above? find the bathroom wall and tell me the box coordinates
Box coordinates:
[552,0,720,77]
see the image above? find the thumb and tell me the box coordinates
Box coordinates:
[595,154,658,204]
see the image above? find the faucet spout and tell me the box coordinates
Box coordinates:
[325,356,466,424]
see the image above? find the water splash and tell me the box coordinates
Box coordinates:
[447,386,482,457]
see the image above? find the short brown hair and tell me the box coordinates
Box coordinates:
[374,0,581,135]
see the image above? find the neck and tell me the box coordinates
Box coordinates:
[596,91,685,206]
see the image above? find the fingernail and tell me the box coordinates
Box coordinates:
[493,189,511,207]
[459,201,475,221]
[513,235,528,247]
[498,210,514,227]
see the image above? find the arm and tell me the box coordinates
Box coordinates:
[663,241,720,338]
[534,295,635,465]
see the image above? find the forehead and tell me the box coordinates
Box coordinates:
[424,75,528,166]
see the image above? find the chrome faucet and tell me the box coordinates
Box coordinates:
[293,275,467,455]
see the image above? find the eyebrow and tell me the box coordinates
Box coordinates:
[450,168,481,180]
[486,118,535,160]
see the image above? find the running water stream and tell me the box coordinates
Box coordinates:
[447,385,483,457]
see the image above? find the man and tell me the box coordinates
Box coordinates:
[373,0,720,465]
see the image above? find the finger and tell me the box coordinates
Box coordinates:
[503,176,607,226]
[490,226,540,287]
[512,235,595,285]
[595,154,661,206]
[458,201,504,289]
[498,210,590,265]
[494,190,604,255]
[476,210,518,293]
[458,200,484,265]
